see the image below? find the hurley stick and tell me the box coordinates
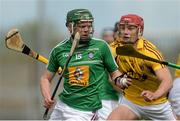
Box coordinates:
[5,28,62,73]
[116,44,180,69]
[43,32,80,119]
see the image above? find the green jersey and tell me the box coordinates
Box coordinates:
[47,37,118,111]
[100,69,119,101]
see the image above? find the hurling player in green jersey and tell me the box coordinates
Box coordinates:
[40,9,131,120]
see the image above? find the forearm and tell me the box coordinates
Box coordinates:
[109,75,124,92]
[110,70,123,81]
[154,67,173,98]
[40,77,52,99]
[154,79,172,98]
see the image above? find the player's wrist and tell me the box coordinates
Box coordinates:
[114,74,125,85]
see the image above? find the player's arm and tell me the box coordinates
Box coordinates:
[40,69,56,109]
[155,67,172,98]
[141,46,173,101]
[141,67,173,101]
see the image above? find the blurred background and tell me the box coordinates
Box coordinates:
[0,0,180,119]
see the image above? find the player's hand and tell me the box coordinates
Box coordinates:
[114,74,132,89]
[141,90,158,102]
[43,97,55,109]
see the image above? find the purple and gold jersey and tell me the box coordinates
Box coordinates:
[115,38,167,106]
[47,38,118,111]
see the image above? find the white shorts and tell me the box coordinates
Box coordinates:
[97,100,118,120]
[169,77,180,116]
[50,100,98,121]
[119,96,176,120]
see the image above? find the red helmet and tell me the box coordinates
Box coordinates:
[120,14,144,33]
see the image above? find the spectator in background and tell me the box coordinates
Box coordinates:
[174,54,180,77]
[169,54,180,120]
[101,27,114,44]
[109,21,122,58]
[113,21,119,33]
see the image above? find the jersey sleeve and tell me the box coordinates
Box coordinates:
[47,48,59,72]
[101,42,118,73]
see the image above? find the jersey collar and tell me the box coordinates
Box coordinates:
[136,37,144,50]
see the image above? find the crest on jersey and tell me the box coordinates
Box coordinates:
[88,51,94,59]
[68,66,89,86]
[74,67,83,81]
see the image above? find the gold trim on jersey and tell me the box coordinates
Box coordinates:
[143,40,165,68]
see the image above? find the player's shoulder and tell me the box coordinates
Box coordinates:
[54,39,69,49]
[142,38,163,59]
[49,39,69,54]
[142,38,157,49]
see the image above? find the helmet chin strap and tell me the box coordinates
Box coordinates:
[137,26,143,39]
